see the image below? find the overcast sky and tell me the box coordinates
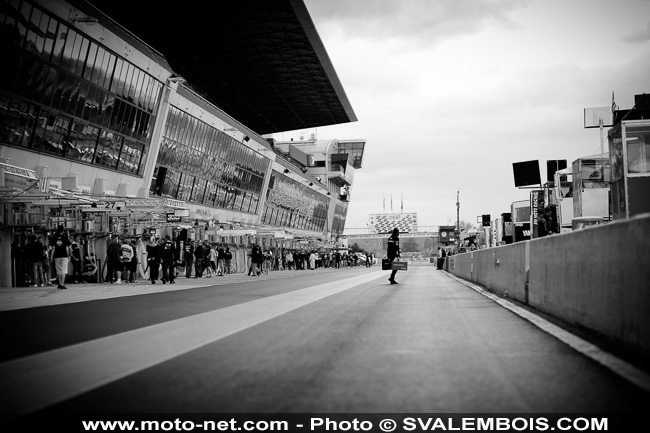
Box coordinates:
[273,0,650,231]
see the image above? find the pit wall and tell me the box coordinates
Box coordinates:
[446,213,650,362]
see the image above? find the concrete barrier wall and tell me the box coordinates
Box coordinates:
[447,213,650,361]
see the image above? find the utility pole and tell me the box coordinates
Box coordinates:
[456,191,460,232]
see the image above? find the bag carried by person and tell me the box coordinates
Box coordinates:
[381,258,391,271]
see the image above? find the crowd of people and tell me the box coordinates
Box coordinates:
[10,225,99,290]
[10,226,378,289]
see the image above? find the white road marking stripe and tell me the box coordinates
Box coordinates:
[0,271,385,414]
[445,272,650,392]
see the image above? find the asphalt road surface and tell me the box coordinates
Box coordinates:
[1,264,649,415]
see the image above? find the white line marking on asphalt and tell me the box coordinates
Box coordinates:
[0,271,385,414]
[445,272,650,393]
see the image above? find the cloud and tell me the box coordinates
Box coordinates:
[623,21,650,43]
[305,0,531,47]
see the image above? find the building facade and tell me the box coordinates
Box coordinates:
[0,0,365,286]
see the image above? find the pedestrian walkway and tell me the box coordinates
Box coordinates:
[0,266,373,312]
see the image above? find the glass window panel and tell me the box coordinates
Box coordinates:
[110,57,123,94]
[52,73,74,111]
[17,55,40,101]
[83,42,97,81]
[80,124,99,163]
[122,62,133,99]
[626,125,650,175]
[1,99,36,148]
[214,183,227,208]
[124,102,135,135]
[26,7,43,55]
[37,64,56,106]
[241,193,252,214]
[73,81,88,118]
[139,73,150,109]
[191,178,206,203]
[118,139,143,174]
[76,36,89,77]
[94,130,121,169]
[132,69,145,108]
[149,80,161,112]
[84,85,99,122]
[138,143,148,175]
[30,106,49,151]
[89,45,103,85]
[16,1,30,49]
[42,17,57,60]
[41,112,71,156]
[204,180,216,206]
[60,27,77,72]
[177,173,193,201]
[128,66,139,102]
[51,21,67,65]
[233,189,244,211]
[161,169,180,198]
[101,51,116,90]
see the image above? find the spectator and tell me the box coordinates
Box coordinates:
[49,225,72,290]
[224,247,233,274]
[121,239,134,283]
[194,240,205,278]
[107,237,123,283]
[160,235,176,284]
[184,240,195,278]
[146,237,161,284]
[70,235,83,283]
[216,244,225,276]
[26,235,45,287]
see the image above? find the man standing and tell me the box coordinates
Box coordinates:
[160,235,177,284]
[49,225,72,290]
[194,240,205,278]
[70,235,83,283]
[224,247,233,274]
[26,235,45,287]
[146,237,161,284]
[216,244,225,276]
[184,240,195,278]
[107,237,123,283]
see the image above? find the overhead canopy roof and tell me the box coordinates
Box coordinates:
[83,0,357,136]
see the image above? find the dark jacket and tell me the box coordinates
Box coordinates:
[146,244,160,264]
[107,242,122,264]
[387,236,400,260]
[26,240,45,262]
[160,239,176,262]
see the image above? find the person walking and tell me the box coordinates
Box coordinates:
[160,235,177,284]
[184,240,195,278]
[145,237,161,284]
[49,225,72,290]
[387,227,401,285]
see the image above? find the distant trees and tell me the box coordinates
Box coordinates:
[401,238,419,253]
